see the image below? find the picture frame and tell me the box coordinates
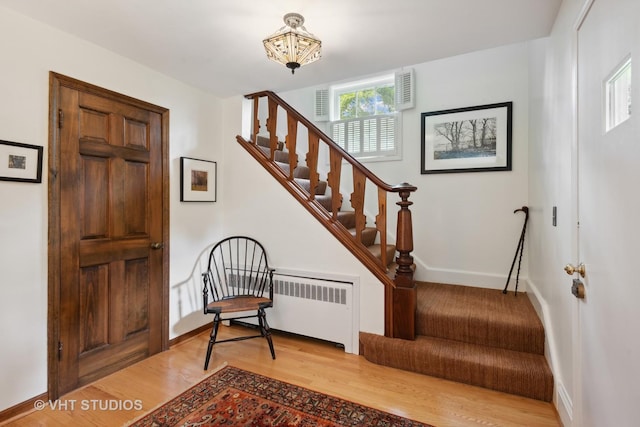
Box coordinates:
[420,102,512,174]
[0,139,44,183]
[180,157,217,202]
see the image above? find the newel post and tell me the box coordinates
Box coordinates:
[391,182,417,340]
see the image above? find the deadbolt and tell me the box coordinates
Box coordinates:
[572,279,585,299]
[564,263,586,277]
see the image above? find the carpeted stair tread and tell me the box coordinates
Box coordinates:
[336,211,356,229]
[258,145,291,163]
[294,178,328,195]
[349,227,377,247]
[255,135,284,151]
[367,244,397,266]
[359,332,553,402]
[416,282,545,354]
[275,161,309,179]
[315,193,333,212]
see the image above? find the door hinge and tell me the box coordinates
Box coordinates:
[58,341,63,360]
[58,109,64,128]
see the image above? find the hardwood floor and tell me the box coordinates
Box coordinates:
[3,324,561,426]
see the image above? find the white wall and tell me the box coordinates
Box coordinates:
[0,6,224,411]
[527,0,584,424]
[275,42,531,291]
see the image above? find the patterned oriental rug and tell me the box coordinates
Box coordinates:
[128,365,432,426]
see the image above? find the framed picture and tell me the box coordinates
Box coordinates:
[421,102,512,174]
[180,157,217,202]
[0,140,44,183]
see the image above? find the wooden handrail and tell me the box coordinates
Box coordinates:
[238,90,417,340]
[244,91,405,194]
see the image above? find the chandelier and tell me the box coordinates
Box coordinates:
[263,13,322,74]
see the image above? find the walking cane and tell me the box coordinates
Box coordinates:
[503,206,529,295]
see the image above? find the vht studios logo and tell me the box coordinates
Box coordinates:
[34,399,143,411]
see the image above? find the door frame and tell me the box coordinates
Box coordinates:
[571,0,596,424]
[47,72,170,400]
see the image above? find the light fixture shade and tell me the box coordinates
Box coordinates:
[263,13,321,74]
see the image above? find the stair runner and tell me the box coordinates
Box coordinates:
[360,282,554,401]
[255,135,396,267]
[253,135,552,402]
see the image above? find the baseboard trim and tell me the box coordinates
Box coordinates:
[414,258,529,292]
[0,392,47,424]
[556,380,574,426]
[169,323,211,347]
[527,278,573,424]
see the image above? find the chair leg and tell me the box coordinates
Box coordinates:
[204,313,221,370]
[258,308,276,360]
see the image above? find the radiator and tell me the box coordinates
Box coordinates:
[242,270,359,354]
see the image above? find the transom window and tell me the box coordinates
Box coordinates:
[605,57,632,132]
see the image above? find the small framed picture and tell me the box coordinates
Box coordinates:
[180,157,217,202]
[0,140,44,183]
[421,102,512,174]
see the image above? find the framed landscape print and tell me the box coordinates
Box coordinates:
[180,157,217,202]
[421,102,512,174]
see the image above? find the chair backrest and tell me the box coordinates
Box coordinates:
[203,236,273,305]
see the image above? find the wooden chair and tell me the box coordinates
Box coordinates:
[202,236,276,370]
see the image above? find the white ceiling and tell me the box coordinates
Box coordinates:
[0,0,562,98]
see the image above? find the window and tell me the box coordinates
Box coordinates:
[605,57,632,132]
[326,72,412,161]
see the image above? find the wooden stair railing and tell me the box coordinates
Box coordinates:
[236,90,417,340]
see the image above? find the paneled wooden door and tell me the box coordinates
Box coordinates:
[48,73,169,399]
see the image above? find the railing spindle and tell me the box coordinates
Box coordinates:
[376,188,387,268]
[267,98,278,161]
[351,169,366,244]
[327,146,343,219]
[306,133,320,200]
[286,114,298,180]
[252,97,260,144]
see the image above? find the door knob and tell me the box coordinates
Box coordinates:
[564,263,585,277]
[150,242,164,250]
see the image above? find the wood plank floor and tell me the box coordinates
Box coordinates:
[3,324,561,426]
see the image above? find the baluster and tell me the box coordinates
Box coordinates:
[327,147,343,219]
[351,169,366,244]
[252,97,260,144]
[267,98,278,161]
[286,115,298,180]
[306,133,320,200]
[376,188,387,268]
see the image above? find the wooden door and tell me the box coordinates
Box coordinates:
[575,0,639,424]
[48,73,169,398]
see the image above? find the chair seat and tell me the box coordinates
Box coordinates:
[206,296,272,314]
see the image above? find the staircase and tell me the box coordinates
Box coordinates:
[360,282,554,401]
[237,90,553,402]
[254,135,398,266]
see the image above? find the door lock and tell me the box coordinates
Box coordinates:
[564,263,586,277]
[572,279,585,299]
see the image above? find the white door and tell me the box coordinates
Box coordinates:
[575,0,640,425]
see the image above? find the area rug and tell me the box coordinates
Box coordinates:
[128,365,432,426]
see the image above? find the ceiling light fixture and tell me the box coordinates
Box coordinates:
[263,13,321,74]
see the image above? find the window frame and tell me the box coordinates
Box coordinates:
[328,74,403,162]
